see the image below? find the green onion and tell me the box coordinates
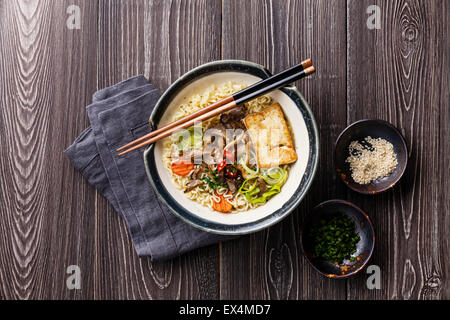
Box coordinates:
[238,177,258,194]
[261,167,287,185]
[239,160,259,177]
[309,213,360,264]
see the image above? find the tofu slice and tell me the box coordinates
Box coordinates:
[244,103,298,168]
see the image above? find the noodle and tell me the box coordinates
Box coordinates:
[162,82,290,213]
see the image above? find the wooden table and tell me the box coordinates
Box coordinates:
[0,0,448,300]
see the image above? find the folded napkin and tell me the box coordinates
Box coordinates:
[65,75,230,260]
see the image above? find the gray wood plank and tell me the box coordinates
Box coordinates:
[220,0,349,299]
[346,0,450,300]
[0,0,99,299]
[95,0,222,299]
[0,0,448,301]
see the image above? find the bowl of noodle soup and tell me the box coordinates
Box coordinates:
[144,60,319,235]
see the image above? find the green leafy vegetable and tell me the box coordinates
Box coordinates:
[248,184,281,204]
[174,126,203,153]
[238,177,258,194]
[238,166,287,204]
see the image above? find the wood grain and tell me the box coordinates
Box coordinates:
[95,0,222,299]
[220,0,348,300]
[0,0,99,299]
[0,0,448,300]
[346,0,449,300]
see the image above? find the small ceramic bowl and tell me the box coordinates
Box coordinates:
[300,200,375,279]
[335,119,408,194]
[144,60,319,235]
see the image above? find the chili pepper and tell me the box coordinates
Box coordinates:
[226,165,238,178]
[217,160,227,172]
[224,149,234,164]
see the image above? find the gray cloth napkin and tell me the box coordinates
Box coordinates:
[65,75,229,260]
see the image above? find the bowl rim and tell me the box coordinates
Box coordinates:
[334,118,408,195]
[299,199,376,279]
[143,59,319,235]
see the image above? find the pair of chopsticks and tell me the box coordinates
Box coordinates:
[117,59,315,156]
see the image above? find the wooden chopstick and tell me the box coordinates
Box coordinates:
[118,65,315,156]
[116,59,312,152]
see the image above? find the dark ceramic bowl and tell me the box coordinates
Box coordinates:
[335,119,408,194]
[300,200,375,278]
[143,60,319,235]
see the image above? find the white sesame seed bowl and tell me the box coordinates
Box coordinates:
[334,119,408,195]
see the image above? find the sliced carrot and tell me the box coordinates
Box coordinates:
[221,197,232,213]
[171,161,194,176]
[212,192,233,213]
[212,196,222,212]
